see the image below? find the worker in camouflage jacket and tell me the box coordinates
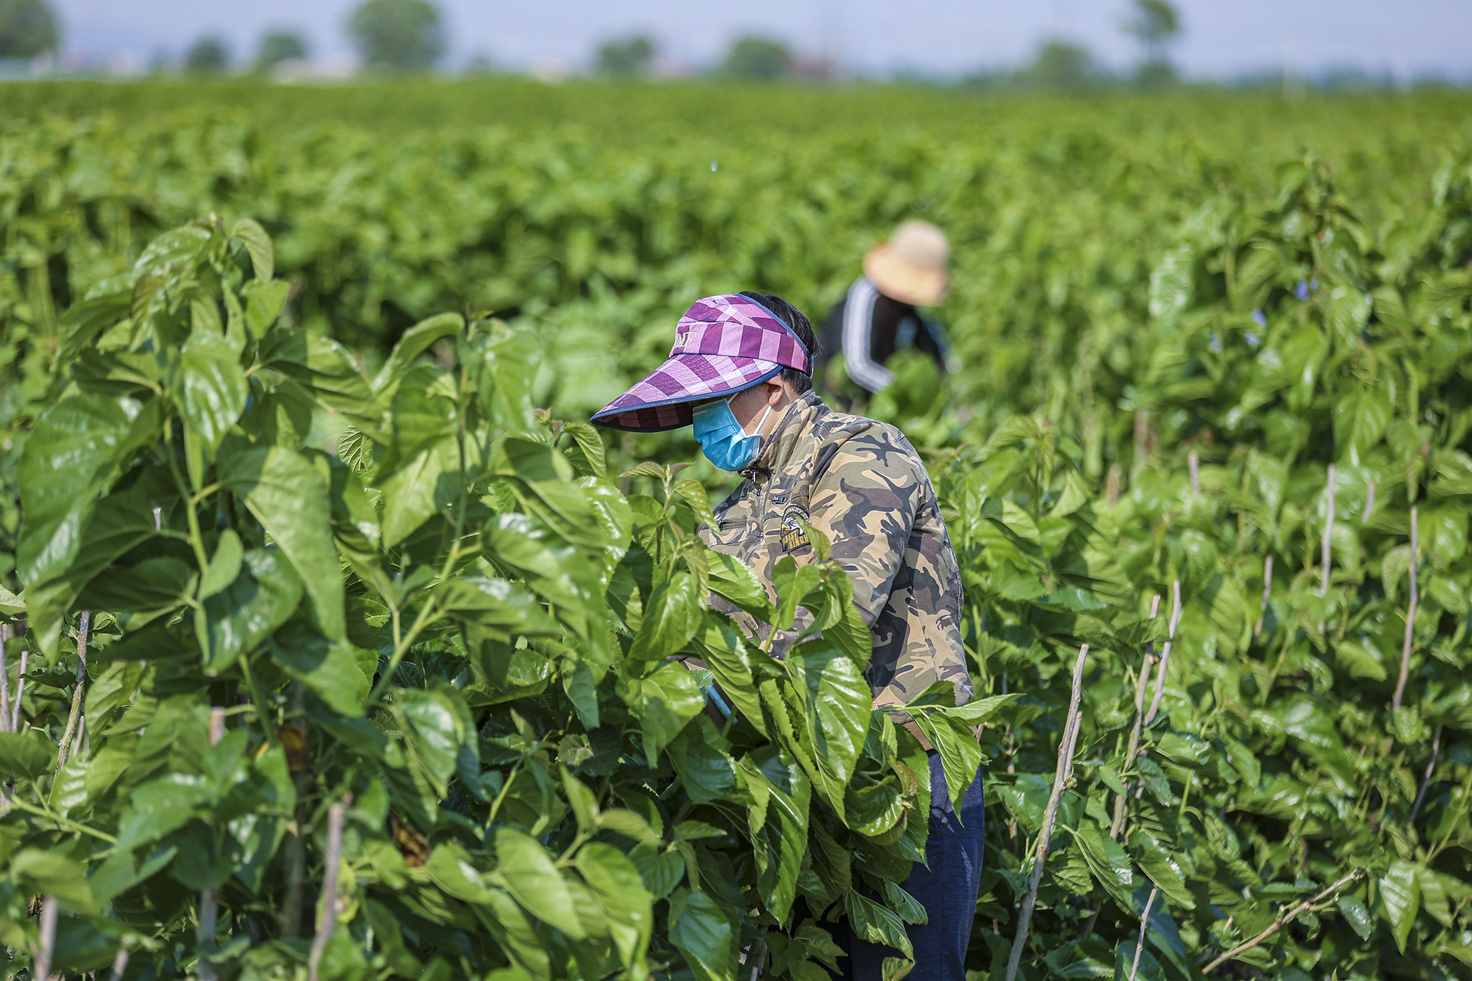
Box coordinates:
[593,291,982,981]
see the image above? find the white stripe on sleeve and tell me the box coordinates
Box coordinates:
[842,276,893,393]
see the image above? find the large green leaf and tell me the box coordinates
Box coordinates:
[16,393,161,588]
[616,659,705,765]
[491,826,586,940]
[174,330,247,458]
[1381,859,1422,954]
[218,446,344,639]
[668,888,734,981]
[199,548,304,672]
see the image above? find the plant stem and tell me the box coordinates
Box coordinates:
[35,895,58,980]
[1409,723,1442,825]
[55,611,91,772]
[1363,481,1376,521]
[3,796,118,842]
[1391,506,1418,713]
[1004,643,1089,981]
[1145,582,1182,725]
[1202,869,1363,974]
[1129,887,1159,981]
[198,706,226,981]
[308,802,347,981]
[1113,594,1160,839]
[1320,463,1335,597]
[1188,451,1199,494]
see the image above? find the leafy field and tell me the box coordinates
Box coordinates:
[0,83,1470,980]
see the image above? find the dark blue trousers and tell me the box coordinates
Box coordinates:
[830,754,985,981]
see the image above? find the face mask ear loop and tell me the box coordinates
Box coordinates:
[750,403,774,438]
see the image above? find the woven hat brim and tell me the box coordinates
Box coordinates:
[864,246,949,307]
[591,354,781,432]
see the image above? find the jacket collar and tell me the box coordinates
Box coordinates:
[740,390,825,480]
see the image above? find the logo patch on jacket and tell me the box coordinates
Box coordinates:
[779,506,811,552]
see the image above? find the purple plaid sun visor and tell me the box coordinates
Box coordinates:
[591,294,812,432]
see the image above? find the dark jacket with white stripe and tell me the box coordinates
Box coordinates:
[815,276,952,406]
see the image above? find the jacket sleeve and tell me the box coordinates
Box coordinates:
[803,428,923,628]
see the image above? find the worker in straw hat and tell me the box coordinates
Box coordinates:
[815,220,957,409]
[592,291,982,980]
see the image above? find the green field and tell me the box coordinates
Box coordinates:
[0,81,1470,980]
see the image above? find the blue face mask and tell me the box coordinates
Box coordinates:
[692,395,773,472]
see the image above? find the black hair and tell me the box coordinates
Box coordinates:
[738,291,816,394]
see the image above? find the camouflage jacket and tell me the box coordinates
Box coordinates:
[698,390,972,710]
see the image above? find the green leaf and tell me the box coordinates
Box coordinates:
[231,217,274,281]
[199,548,304,673]
[491,826,587,940]
[199,528,243,600]
[0,728,56,783]
[1336,893,1373,941]
[787,641,870,793]
[9,849,98,914]
[218,446,344,640]
[617,659,705,764]
[843,889,913,959]
[1380,859,1421,954]
[575,843,653,968]
[668,887,734,981]
[628,571,702,666]
[1075,821,1137,915]
[16,394,161,589]
[269,622,369,717]
[395,687,469,799]
[373,312,464,393]
[175,330,247,459]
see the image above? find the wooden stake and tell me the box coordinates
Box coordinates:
[308,802,348,981]
[10,643,26,731]
[1391,507,1418,713]
[198,706,227,981]
[1112,595,1160,839]
[1254,556,1273,641]
[1188,452,1200,494]
[1145,582,1182,726]
[55,611,90,772]
[1129,888,1159,981]
[1362,481,1376,521]
[108,943,130,981]
[1320,464,1335,597]
[0,622,10,733]
[1202,870,1362,974]
[35,895,58,980]
[1004,644,1089,981]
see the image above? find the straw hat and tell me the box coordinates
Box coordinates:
[863,220,950,307]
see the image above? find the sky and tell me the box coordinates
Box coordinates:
[51,0,1472,81]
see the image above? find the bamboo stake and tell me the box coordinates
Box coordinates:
[1362,481,1376,521]
[10,643,26,730]
[1004,644,1089,981]
[1254,556,1273,641]
[1320,464,1335,597]
[1391,507,1418,713]
[1129,888,1159,981]
[198,706,227,981]
[35,895,58,980]
[747,931,768,981]
[1202,870,1362,974]
[308,802,347,981]
[1132,410,1149,477]
[1408,723,1443,825]
[55,611,91,772]
[0,621,10,733]
[1112,595,1161,839]
[1145,582,1182,726]
[1188,452,1200,494]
